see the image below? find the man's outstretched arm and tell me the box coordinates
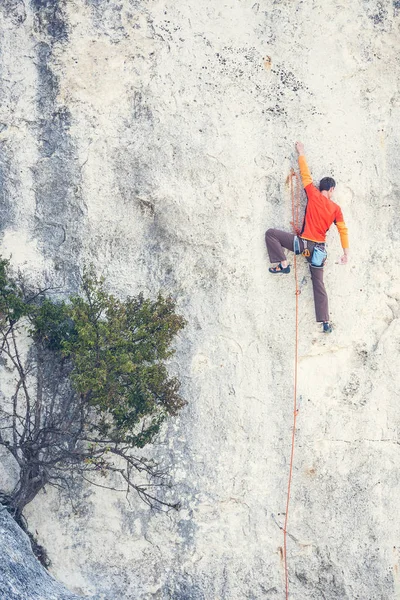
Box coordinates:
[335,217,349,264]
[295,141,313,188]
[334,195,349,263]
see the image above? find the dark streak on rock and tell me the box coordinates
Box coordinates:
[0,11,19,237]
[32,1,84,289]
[0,144,15,235]
[31,0,68,41]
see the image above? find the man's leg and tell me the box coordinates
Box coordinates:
[265,229,300,266]
[309,265,329,323]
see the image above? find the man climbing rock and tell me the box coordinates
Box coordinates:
[265,141,349,333]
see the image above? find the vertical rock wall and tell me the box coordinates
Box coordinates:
[1,1,400,598]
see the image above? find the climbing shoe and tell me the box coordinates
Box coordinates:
[323,321,333,333]
[269,263,290,274]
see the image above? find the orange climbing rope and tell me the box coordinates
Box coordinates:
[283,169,301,600]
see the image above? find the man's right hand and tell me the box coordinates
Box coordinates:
[295,141,305,155]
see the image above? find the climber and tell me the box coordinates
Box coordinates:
[265,141,349,333]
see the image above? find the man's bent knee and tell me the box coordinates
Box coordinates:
[265,228,275,239]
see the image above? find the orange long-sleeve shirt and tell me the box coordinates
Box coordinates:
[298,155,349,249]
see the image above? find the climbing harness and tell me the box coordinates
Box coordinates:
[298,236,327,266]
[283,169,301,600]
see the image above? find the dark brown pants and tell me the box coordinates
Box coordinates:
[265,228,329,323]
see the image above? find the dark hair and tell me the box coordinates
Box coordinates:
[319,177,336,192]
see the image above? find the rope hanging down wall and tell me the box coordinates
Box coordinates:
[283,169,301,600]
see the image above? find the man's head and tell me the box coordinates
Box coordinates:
[319,177,336,200]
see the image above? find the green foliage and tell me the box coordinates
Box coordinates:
[33,299,75,351]
[0,259,75,350]
[0,258,31,323]
[0,261,186,447]
[35,267,186,445]
[63,271,184,446]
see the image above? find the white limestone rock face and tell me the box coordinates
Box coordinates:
[1,0,400,598]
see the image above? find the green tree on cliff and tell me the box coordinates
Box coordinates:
[0,259,186,522]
